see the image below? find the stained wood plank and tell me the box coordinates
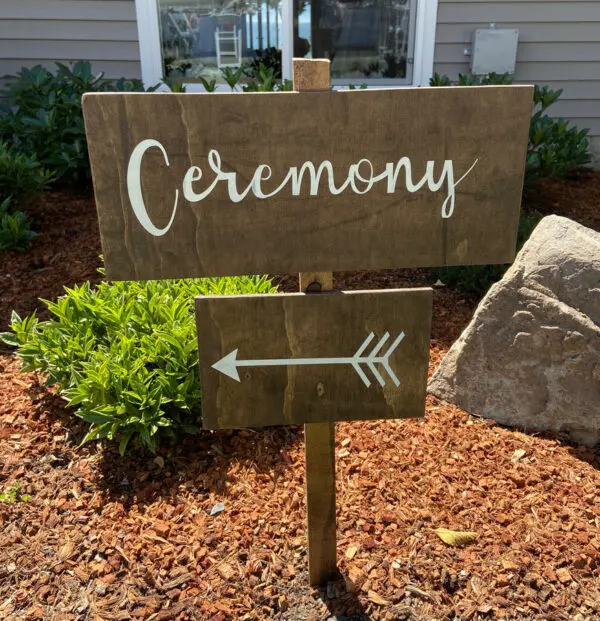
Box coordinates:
[295,57,338,588]
[195,289,433,429]
[83,86,532,280]
[305,421,337,585]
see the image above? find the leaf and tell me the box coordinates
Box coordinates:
[0,331,18,347]
[434,528,478,547]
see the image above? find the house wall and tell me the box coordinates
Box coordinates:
[0,0,141,81]
[434,0,600,161]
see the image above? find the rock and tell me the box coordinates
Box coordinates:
[429,215,600,446]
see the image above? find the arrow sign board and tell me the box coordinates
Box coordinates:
[196,289,432,429]
[82,86,533,281]
[212,331,406,386]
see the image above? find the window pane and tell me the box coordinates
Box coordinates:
[158,0,283,82]
[294,0,415,81]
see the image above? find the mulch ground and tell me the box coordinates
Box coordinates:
[0,190,102,334]
[526,169,600,232]
[1,173,600,621]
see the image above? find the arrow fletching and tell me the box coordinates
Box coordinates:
[352,332,404,388]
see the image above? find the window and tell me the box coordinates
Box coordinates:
[157,0,284,83]
[135,0,437,88]
[296,0,416,83]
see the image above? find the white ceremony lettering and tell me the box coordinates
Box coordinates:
[127,139,479,235]
[440,158,480,219]
[127,139,179,237]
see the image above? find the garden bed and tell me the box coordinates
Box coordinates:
[0,190,101,335]
[1,177,600,621]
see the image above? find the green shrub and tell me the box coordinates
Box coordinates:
[1,275,277,454]
[0,62,146,184]
[0,197,37,251]
[221,66,245,91]
[430,71,512,86]
[244,47,282,80]
[214,63,292,92]
[431,211,543,296]
[527,86,591,186]
[428,74,591,187]
[0,141,52,204]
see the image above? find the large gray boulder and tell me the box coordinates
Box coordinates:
[429,215,600,446]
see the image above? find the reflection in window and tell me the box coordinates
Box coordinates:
[294,0,415,81]
[158,0,283,81]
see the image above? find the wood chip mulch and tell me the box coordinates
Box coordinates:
[527,169,600,232]
[1,180,600,620]
[0,189,102,334]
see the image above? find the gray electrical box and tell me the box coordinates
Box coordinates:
[471,28,519,75]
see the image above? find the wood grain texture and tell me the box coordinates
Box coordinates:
[83,86,533,281]
[295,58,338,587]
[195,288,432,429]
[299,272,334,292]
[305,420,337,585]
[293,58,332,91]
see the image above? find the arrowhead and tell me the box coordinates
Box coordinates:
[212,349,240,381]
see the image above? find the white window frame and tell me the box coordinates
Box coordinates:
[134,0,438,91]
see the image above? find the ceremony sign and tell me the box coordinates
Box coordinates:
[197,289,432,429]
[82,85,533,281]
[83,59,533,587]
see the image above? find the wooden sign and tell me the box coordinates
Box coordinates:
[82,85,533,281]
[196,288,432,429]
[82,59,533,588]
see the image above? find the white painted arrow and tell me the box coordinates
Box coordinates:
[211,332,405,388]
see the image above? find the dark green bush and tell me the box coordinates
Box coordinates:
[0,141,52,204]
[0,59,291,188]
[430,71,512,86]
[0,62,145,184]
[431,211,543,296]
[527,86,592,185]
[0,197,37,251]
[428,74,591,187]
[1,275,277,454]
[244,47,282,80]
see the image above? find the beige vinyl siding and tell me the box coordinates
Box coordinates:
[0,0,141,81]
[434,0,600,160]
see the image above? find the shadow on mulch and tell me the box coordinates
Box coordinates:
[16,370,306,509]
[0,187,101,332]
[316,578,373,620]
[93,423,304,508]
[536,430,600,470]
[464,411,600,470]
[526,168,600,232]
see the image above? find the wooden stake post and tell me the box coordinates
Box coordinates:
[83,68,533,589]
[294,60,338,586]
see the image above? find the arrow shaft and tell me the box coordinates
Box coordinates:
[237,356,356,368]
